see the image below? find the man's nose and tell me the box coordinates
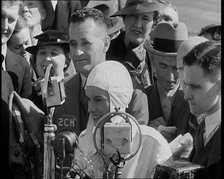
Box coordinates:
[2,18,9,33]
[73,47,84,56]
[46,56,52,62]
[184,86,193,101]
[22,5,29,13]
[134,16,143,28]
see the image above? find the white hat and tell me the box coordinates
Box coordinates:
[86,61,133,112]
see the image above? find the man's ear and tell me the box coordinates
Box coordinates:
[103,35,111,53]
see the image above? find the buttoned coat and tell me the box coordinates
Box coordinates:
[1,70,15,178]
[189,127,221,179]
[6,49,32,98]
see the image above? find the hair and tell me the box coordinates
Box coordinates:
[69,7,108,33]
[5,0,21,5]
[183,41,221,81]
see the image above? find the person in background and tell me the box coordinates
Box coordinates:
[183,41,221,179]
[86,0,125,40]
[20,0,54,45]
[1,1,21,176]
[199,24,221,42]
[73,61,172,178]
[145,21,190,143]
[148,1,179,46]
[1,1,45,178]
[2,1,32,98]
[25,30,71,111]
[53,8,150,138]
[7,16,33,69]
[47,0,82,35]
[106,0,165,90]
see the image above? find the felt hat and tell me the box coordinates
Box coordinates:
[147,21,188,56]
[111,0,165,17]
[41,0,55,31]
[87,0,124,35]
[26,30,69,55]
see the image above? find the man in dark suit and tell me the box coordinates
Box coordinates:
[53,8,149,137]
[183,41,221,179]
[1,1,23,177]
[46,0,83,36]
[5,49,32,98]
[145,21,190,142]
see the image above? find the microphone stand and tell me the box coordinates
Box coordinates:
[42,64,57,179]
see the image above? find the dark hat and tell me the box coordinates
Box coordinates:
[41,0,55,31]
[111,0,165,17]
[87,0,124,35]
[146,21,188,56]
[26,30,69,55]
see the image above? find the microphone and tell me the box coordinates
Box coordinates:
[53,130,78,159]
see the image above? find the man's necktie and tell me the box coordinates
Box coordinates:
[79,87,89,131]
[187,114,198,138]
[194,118,205,157]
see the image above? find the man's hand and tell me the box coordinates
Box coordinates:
[148,116,166,129]
[157,125,177,143]
[13,91,45,136]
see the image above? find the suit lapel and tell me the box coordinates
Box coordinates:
[147,82,163,121]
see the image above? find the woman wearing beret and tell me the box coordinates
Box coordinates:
[26,30,71,111]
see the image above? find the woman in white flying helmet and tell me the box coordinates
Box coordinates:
[73,61,172,178]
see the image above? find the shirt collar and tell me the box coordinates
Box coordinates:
[80,73,87,89]
[1,44,7,70]
[51,0,58,11]
[204,108,221,139]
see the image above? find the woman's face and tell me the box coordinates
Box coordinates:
[123,12,154,47]
[86,86,110,124]
[35,45,66,78]
[21,1,46,27]
[8,27,32,61]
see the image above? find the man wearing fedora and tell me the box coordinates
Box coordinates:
[145,21,192,143]
[106,0,165,91]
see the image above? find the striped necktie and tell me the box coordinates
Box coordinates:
[194,117,205,157]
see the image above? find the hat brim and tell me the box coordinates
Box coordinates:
[86,0,124,35]
[26,42,70,55]
[107,17,124,35]
[145,44,177,57]
[111,2,164,17]
[42,1,55,30]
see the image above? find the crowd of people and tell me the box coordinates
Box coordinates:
[1,0,221,179]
